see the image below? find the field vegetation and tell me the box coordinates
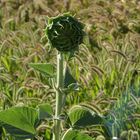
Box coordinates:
[0,0,140,140]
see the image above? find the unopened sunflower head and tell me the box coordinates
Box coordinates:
[45,13,85,52]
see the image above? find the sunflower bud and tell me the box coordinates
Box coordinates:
[45,14,85,52]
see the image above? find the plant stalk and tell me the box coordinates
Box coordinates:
[53,52,64,140]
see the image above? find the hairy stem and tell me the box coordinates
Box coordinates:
[53,52,64,140]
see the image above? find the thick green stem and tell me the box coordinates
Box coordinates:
[53,52,64,140]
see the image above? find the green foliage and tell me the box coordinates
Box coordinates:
[0,107,38,139]
[103,89,140,137]
[62,129,94,140]
[68,105,102,128]
[120,130,140,140]
[38,103,53,120]
[64,67,78,89]
[29,63,55,77]
[0,0,140,139]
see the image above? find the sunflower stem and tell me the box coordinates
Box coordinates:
[53,52,64,140]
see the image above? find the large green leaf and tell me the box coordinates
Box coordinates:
[62,129,94,140]
[29,63,55,77]
[38,103,53,120]
[68,105,102,128]
[0,107,38,139]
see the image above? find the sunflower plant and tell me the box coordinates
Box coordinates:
[0,13,103,140]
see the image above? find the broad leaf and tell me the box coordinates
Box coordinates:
[29,63,55,77]
[0,107,38,139]
[64,68,78,89]
[62,129,94,140]
[68,105,102,128]
[38,103,53,120]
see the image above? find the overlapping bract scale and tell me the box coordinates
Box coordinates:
[45,14,84,52]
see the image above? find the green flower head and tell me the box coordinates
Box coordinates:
[45,13,85,52]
